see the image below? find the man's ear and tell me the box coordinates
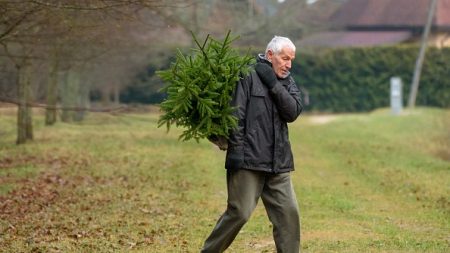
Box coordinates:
[266,50,274,62]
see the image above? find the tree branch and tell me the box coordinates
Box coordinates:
[0,6,41,42]
[0,95,127,112]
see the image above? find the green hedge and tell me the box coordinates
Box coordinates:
[291,46,450,112]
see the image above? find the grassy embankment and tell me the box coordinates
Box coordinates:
[0,106,449,252]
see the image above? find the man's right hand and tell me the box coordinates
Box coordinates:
[208,135,228,151]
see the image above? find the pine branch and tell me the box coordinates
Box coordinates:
[157,31,254,141]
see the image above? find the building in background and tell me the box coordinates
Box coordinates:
[299,0,450,48]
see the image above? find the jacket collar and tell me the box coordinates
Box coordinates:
[257,53,272,66]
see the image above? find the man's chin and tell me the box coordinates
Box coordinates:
[275,71,286,78]
[279,72,289,79]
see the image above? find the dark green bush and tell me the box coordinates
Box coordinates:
[292,46,450,112]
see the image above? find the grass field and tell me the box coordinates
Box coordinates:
[0,106,449,252]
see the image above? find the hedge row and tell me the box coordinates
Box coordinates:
[291,46,450,112]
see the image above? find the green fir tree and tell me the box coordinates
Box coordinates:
[157,31,254,141]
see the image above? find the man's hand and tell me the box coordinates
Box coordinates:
[255,62,277,89]
[208,135,228,151]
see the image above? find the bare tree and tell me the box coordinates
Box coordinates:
[1,0,310,144]
[0,2,47,143]
[0,0,190,143]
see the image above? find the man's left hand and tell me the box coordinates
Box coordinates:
[255,62,277,89]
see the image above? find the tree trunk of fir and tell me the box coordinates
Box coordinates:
[16,64,33,144]
[46,52,59,125]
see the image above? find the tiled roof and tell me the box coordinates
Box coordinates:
[330,0,450,29]
[298,31,412,47]
[436,0,450,26]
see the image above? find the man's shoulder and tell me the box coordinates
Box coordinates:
[241,69,257,82]
[239,70,261,87]
[245,70,268,95]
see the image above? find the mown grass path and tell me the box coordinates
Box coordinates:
[0,107,449,252]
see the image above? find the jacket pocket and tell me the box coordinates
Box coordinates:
[225,147,244,170]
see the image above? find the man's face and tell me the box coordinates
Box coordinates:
[267,46,295,78]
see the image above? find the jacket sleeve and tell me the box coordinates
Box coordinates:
[269,77,303,122]
[225,75,250,169]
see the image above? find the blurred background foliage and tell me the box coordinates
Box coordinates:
[0,0,346,108]
[293,46,450,112]
[0,0,448,116]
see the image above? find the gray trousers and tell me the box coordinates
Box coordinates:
[201,169,300,253]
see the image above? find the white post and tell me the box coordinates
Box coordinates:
[391,77,403,115]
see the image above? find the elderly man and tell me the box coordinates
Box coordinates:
[202,36,303,253]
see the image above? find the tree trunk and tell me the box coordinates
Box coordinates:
[16,64,33,144]
[113,83,120,105]
[101,86,111,106]
[191,0,199,36]
[61,70,79,122]
[60,68,91,122]
[408,0,437,108]
[74,76,89,122]
[46,51,59,125]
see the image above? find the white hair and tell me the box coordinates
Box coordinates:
[265,36,296,56]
